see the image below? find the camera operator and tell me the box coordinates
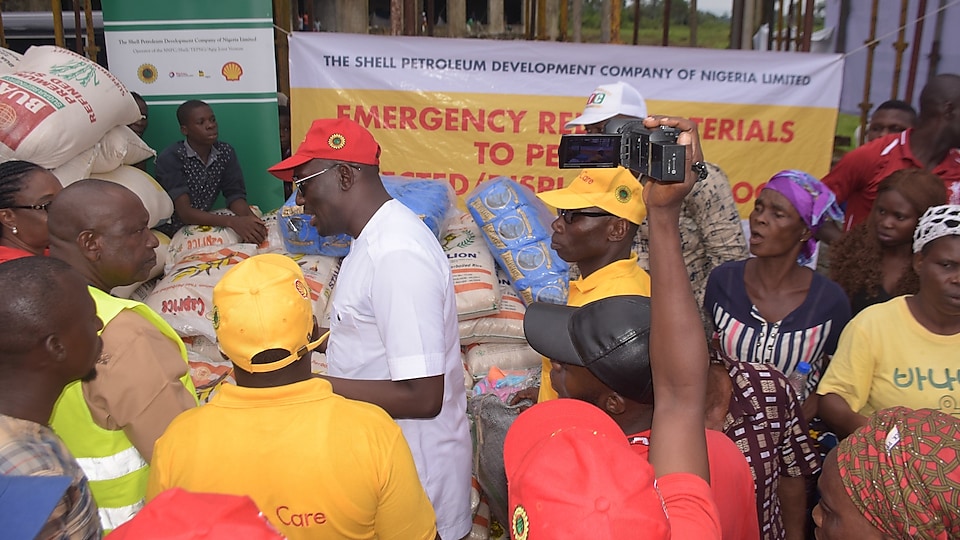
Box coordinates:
[566,82,748,336]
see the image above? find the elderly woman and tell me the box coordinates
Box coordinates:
[818,205,960,438]
[0,160,62,264]
[703,170,851,419]
[831,168,947,315]
[813,407,960,539]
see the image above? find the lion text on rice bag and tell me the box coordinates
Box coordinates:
[442,212,500,321]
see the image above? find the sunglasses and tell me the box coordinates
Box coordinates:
[557,208,614,224]
[291,163,361,195]
[9,201,51,212]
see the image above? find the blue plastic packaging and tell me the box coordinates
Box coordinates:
[466,177,568,305]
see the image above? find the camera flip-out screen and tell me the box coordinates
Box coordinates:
[558,135,621,169]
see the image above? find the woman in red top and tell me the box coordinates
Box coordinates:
[0,161,62,264]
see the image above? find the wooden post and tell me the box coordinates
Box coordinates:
[72,0,83,54]
[890,0,909,100]
[273,0,292,100]
[390,0,402,35]
[83,0,98,61]
[730,0,743,49]
[600,0,611,43]
[448,0,466,37]
[536,0,546,39]
[927,0,946,82]
[661,0,671,46]
[632,0,640,45]
[0,7,7,49]
[611,0,621,43]
[51,0,65,48]
[559,0,567,41]
[489,0,505,36]
[427,0,435,36]
[404,0,417,35]
[904,0,927,103]
[858,0,880,145]
[689,0,698,47]
[801,0,814,51]
[572,0,582,42]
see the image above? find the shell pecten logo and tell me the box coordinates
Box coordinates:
[221,61,243,81]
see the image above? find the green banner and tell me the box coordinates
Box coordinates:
[101,0,283,212]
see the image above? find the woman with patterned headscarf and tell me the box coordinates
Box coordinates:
[704,170,852,415]
[819,205,960,439]
[814,407,960,539]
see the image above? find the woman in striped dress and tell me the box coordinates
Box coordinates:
[704,170,851,421]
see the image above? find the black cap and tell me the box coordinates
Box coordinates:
[523,295,654,403]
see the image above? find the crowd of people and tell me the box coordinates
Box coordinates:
[0,70,959,540]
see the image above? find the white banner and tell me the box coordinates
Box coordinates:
[105,27,277,96]
[289,33,844,215]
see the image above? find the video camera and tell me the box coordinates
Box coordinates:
[558,117,686,182]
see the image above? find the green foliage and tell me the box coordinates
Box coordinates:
[574,0,732,48]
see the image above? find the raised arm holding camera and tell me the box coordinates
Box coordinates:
[504,115,722,539]
[564,82,748,335]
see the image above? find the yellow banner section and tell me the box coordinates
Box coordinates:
[290,88,838,217]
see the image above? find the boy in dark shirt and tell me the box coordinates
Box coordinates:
[155,100,266,243]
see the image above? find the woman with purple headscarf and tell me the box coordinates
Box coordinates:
[703,170,852,418]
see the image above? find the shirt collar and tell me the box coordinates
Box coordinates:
[570,255,640,295]
[184,140,220,167]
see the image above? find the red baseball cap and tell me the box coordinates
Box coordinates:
[504,399,669,540]
[106,488,284,539]
[268,117,381,181]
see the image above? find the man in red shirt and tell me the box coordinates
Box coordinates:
[821,74,960,243]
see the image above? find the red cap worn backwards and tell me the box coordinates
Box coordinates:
[268,117,381,181]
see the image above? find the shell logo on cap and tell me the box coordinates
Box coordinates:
[615,185,632,203]
[511,505,529,540]
[328,133,346,149]
[294,279,310,300]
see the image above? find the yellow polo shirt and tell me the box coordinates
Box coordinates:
[148,378,437,540]
[538,255,652,402]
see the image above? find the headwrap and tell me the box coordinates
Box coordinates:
[836,407,960,539]
[763,170,843,265]
[913,204,960,253]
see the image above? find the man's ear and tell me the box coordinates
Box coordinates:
[337,164,356,191]
[603,391,627,416]
[179,124,189,137]
[77,229,101,262]
[43,334,66,364]
[607,218,630,242]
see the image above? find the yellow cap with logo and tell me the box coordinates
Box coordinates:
[537,166,646,225]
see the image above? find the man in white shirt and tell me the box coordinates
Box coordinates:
[268,118,472,540]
